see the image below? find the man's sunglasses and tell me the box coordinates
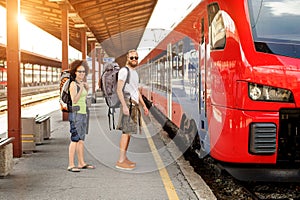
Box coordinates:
[129,56,139,60]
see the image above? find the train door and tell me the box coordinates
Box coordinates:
[167,43,172,120]
[198,13,210,157]
[199,17,206,116]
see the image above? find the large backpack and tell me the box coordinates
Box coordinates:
[59,70,79,113]
[101,63,130,129]
[59,70,72,112]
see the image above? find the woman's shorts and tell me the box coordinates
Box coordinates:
[117,99,141,134]
[69,112,87,141]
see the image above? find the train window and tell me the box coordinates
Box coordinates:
[151,62,156,89]
[172,55,179,78]
[172,45,178,69]
[155,61,159,89]
[201,18,205,45]
[187,49,198,101]
[208,3,226,50]
[178,43,183,53]
[248,0,300,59]
[172,43,185,79]
[208,3,220,26]
[178,42,184,77]
[160,58,167,91]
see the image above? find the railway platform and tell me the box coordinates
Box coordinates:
[0,98,215,200]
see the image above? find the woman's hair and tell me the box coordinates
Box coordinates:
[69,60,89,79]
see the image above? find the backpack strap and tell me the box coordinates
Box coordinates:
[67,81,81,112]
[124,66,130,85]
[122,66,130,99]
[69,80,81,94]
[108,107,116,130]
[112,108,116,129]
[74,81,81,93]
[108,108,112,130]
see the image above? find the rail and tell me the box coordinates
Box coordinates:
[0,87,59,112]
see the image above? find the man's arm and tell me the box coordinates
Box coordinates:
[117,80,129,115]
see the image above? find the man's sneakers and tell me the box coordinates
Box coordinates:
[125,159,136,167]
[115,159,136,170]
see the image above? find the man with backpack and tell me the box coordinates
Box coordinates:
[115,49,149,170]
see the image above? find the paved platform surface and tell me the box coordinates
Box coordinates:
[0,99,216,200]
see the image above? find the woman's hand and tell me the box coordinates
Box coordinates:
[78,81,88,90]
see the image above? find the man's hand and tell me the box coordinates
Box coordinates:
[143,105,149,116]
[123,105,130,116]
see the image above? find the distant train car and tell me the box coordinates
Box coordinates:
[21,64,58,86]
[139,0,300,181]
[0,63,60,87]
[0,66,7,89]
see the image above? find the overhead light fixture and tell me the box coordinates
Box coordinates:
[74,24,86,28]
[68,13,78,18]
[88,38,97,41]
[86,32,94,37]
[49,0,65,2]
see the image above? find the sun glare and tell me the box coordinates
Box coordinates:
[18,14,26,24]
[0,5,81,59]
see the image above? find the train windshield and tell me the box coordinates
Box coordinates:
[247,0,300,58]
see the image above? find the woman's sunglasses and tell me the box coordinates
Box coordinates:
[129,56,139,60]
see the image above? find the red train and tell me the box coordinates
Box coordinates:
[138,0,300,181]
[0,66,7,89]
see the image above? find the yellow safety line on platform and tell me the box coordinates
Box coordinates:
[142,118,180,200]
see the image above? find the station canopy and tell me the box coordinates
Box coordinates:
[0,0,158,65]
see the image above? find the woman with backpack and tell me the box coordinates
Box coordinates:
[67,60,95,172]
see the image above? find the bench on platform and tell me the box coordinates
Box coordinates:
[0,137,14,176]
[35,115,51,144]
[21,114,51,151]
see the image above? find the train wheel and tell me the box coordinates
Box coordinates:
[191,131,200,152]
[179,114,200,153]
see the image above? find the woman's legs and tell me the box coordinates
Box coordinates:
[68,141,77,167]
[77,140,85,167]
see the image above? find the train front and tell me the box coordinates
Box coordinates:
[209,0,300,181]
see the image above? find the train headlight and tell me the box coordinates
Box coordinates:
[248,83,294,103]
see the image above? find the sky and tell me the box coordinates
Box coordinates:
[0,6,81,60]
[0,0,202,61]
[137,0,202,60]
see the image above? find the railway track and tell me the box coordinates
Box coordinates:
[181,144,300,199]
[0,85,59,111]
[145,98,300,199]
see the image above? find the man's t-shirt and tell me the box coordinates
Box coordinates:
[118,66,139,103]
